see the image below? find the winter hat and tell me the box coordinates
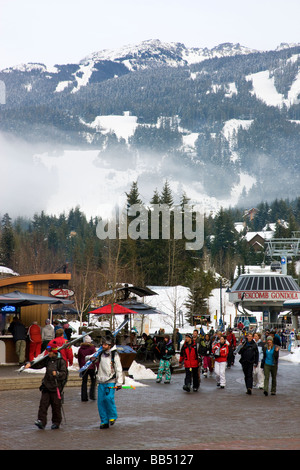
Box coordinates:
[185,333,193,340]
[46,344,58,353]
[267,336,274,342]
[83,335,92,343]
[103,336,114,345]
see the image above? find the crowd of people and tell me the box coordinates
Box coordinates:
[8,316,75,365]
[143,326,284,399]
[14,316,290,432]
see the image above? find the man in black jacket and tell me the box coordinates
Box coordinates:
[8,316,27,365]
[238,332,259,395]
[24,344,68,429]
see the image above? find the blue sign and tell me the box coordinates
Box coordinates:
[281,257,286,264]
[0,305,16,312]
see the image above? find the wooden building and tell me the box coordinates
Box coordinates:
[0,273,72,327]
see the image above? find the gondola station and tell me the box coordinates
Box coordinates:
[228,271,300,329]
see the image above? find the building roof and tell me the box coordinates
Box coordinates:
[244,231,274,242]
[0,273,71,289]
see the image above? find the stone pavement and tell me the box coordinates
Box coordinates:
[1,354,300,451]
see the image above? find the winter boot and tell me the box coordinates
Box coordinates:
[100,423,109,429]
[34,420,45,430]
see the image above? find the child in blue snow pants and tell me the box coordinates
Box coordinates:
[156,335,175,384]
[156,359,171,383]
[97,383,118,426]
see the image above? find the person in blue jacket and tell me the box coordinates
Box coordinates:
[261,336,280,396]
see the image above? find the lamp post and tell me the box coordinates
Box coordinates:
[219,279,223,331]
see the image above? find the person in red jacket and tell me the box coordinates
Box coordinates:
[179,333,201,392]
[28,321,42,361]
[46,328,73,367]
[212,335,229,389]
[226,328,236,368]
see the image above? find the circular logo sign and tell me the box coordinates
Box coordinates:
[50,288,74,298]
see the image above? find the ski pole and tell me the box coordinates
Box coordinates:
[108,385,136,390]
[55,377,67,424]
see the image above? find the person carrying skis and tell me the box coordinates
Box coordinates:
[24,344,68,430]
[156,334,175,384]
[94,336,123,429]
[179,333,201,392]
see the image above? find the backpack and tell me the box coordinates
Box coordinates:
[98,349,118,379]
[98,349,117,364]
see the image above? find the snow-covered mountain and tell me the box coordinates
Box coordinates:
[80,39,258,70]
[1,39,300,218]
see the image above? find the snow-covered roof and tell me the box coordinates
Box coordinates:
[0,266,19,276]
[233,264,273,278]
[244,231,274,242]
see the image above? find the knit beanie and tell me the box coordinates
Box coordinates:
[83,335,92,343]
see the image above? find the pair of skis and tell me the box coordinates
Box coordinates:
[18,329,92,373]
[79,318,129,378]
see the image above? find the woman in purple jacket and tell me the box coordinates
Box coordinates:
[77,335,97,401]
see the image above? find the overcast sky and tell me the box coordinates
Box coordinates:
[1,0,300,70]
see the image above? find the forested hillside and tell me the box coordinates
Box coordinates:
[1,41,300,205]
[1,182,300,318]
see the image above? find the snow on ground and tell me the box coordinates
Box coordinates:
[127,361,156,382]
[82,112,138,142]
[222,118,253,147]
[144,285,193,335]
[71,62,95,93]
[280,347,300,363]
[35,149,139,219]
[246,70,300,108]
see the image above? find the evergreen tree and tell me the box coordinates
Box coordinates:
[185,268,217,325]
[0,213,15,267]
[160,180,173,207]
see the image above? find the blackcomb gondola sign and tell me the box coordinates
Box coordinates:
[50,288,74,298]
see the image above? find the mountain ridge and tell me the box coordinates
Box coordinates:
[1,39,260,72]
[4,39,299,74]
